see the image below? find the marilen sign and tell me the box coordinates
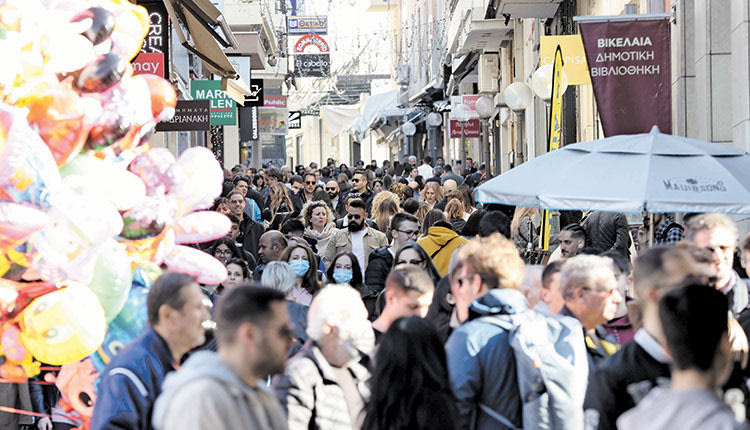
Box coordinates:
[579,17,672,136]
[190,80,237,126]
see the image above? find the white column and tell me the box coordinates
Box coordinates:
[671,0,696,137]
[731,0,750,151]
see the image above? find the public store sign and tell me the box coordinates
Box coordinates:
[449,119,480,138]
[540,35,590,85]
[264,95,288,108]
[190,80,237,126]
[295,54,330,77]
[156,100,210,132]
[287,16,328,35]
[579,18,672,136]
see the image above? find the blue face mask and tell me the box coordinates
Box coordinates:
[332,268,353,284]
[289,259,310,277]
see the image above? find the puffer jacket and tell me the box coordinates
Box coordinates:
[445,289,528,430]
[581,211,631,259]
[417,226,468,276]
[272,342,370,430]
[364,246,393,295]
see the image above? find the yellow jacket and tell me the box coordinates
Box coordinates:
[417,226,468,276]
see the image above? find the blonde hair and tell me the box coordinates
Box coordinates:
[510,207,537,238]
[269,182,294,219]
[456,233,525,290]
[300,200,334,227]
[421,182,443,204]
[445,198,464,220]
[372,191,401,231]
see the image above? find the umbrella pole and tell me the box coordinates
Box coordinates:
[649,212,654,248]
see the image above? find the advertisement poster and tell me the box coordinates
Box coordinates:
[258,108,288,135]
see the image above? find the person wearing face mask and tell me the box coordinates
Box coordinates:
[272,285,374,430]
[326,251,366,294]
[280,243,322,306]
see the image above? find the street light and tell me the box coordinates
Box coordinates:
[453,103,472,169]
[426,112,442,162]
[504,82,532,167]
[531,65,569,103]
[403,121,416,157]
[475,95,495,178]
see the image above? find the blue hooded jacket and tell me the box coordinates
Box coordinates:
[445,289,527,430]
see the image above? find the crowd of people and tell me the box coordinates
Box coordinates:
[7,155,750,430]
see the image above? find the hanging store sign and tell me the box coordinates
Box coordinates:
[258,108,288,135]
[295,54,330,77]
[579,17,672,136]
[287,16,328,35]
[244,78,265,107]
[190,80,237,126]
[132,52,165,77]
[540,35,590,85]
[264,95,288,108]
[156,100,210,132]
[239,106,259,141]
[288,111,301,129]
[135,1,169,77]
[294,34,330,53]
[449,119,480,138]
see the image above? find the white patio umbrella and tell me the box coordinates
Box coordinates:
[476,126,750,214]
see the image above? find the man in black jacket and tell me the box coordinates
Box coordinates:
[340,170,373,213]
[365,213,419,295]
[228,191,264,259]
[581,211,631,260]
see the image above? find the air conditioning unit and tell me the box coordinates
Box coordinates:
[478,53,499,94]
[396,65,409,86]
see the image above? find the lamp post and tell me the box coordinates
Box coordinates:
[531,64,569,105]
[402,121,417,157]
[426,112,442,163]
[452,103,472,169]
[475,95,495,178]
[503,82,532,167]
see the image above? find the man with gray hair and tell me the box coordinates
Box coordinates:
[261,262,308,356]
[559,254,623,370]
[272,285,374,429]
[519,265,545,313]
[686,213,750,337]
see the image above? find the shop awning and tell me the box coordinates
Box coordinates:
[408,78,444,106]
[164,0,253,104]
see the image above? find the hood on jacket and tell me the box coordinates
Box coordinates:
[370,246,393,258]
[151,351,265,428]
[426,226,460,245]
[468,288,528,319]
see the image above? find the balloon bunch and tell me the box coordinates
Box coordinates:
[0,0,229,407]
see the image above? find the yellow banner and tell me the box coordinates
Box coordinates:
[540,46,565,251]
[540,35,590,85]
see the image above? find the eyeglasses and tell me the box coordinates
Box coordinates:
[347,214,362,220]
[397,259,424,265]
[325,187,337,191]
[394,228,418,237]
[215,249,233,257]
[305,181,316,185]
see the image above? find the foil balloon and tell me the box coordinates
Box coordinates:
[174,212,231,244]
[46,358,98,426]
[19,82,90,166]
[60,155,146,212]
[0,202,49,250]
[74,52,125,93]
[18,283,106,366]
[108,1,149,61]
[87,240,132,323]
[0,105,61,208]
[71,7,115,45]
[0,324,39,380]
[128,148,175,196]
[136,74,177,122]
[164,147,224,216]
[163,245,227,285]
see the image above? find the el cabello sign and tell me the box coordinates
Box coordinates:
[579,17,672,136]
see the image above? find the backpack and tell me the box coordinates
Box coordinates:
[478,310,588,430]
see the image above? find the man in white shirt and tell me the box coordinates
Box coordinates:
[417,156,434,179]
[324,198,388,271]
